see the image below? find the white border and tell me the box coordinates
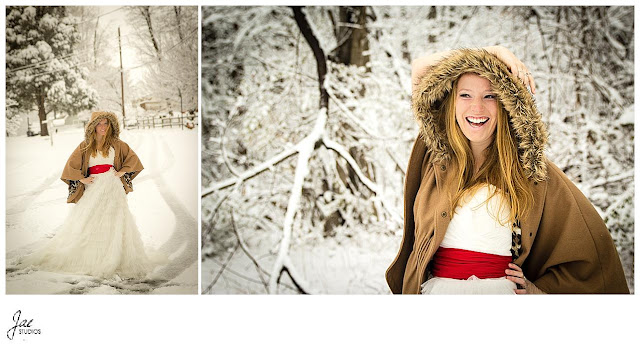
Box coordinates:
[1,1,639,348]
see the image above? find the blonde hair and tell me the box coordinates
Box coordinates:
[442,76,533,225]
[83,118,116,158]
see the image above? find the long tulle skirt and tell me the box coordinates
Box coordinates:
[421,275,517,294]
[17,168,153,279]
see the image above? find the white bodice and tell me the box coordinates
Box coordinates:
[89,147,115,167]
[440,185,512,256]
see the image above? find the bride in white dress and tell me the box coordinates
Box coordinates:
[420,185,517,294]
[16,111,156,280]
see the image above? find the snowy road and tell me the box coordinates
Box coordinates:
[5,126,198,294]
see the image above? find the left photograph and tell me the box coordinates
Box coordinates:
[5,6,199,294]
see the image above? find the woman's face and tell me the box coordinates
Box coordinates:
[95,119,109,137]
[455,73,498,150]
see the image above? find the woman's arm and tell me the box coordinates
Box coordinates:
[61,142,87,182]
[411,50,455,94]
[117,140,144,176]
[411,46,536,95]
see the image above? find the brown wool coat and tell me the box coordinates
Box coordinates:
[385,49,629,294]
[61,111,143,203]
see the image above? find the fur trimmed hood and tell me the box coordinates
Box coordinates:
[412,49,548,182]
[84,111,120,143]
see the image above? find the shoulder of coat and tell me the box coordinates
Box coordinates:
[115,139,129,148]
[75,140,88,153]
[544,159,570,183]
[543,158,593,206]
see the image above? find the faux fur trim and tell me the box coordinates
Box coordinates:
[84,111,120,144]
[412,49,548,182]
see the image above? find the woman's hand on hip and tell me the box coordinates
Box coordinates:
[484,45,536,94]
[114,171,125,178]
[506,263,546,294]
[79,176,95,185]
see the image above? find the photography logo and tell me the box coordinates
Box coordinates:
[7,310,41,340]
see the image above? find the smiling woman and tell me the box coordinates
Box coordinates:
[386,46,629,294]
[454,73,498,151]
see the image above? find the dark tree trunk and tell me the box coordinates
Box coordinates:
[174,6,184,41]
[139,6,162,60]
[37,88,49,136]
[291,7,329,110]
[333,6,369,68]
[93,18,99,68]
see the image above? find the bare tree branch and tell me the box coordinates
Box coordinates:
[386,147,406,177]
[202,181,242,249]
[231,211,269,292]
[326,85,379,137]
[221,105,242,177]
[202,146,298,197]
[586,170,633,190]
[322,136,403,225]
[282,256,312,294]
[205,257,299,292]
[268,108,327,293]
[203,243,239,294]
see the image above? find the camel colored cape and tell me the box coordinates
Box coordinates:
[61,139,144,203]
[385,49,629,294]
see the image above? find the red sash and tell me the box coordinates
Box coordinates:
[88,164,113,175]
[431,247,512,279]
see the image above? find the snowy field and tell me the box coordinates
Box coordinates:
[5,126,199,294]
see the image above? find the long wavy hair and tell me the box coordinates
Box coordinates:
[83,118,116,158]
[442,75,533,225]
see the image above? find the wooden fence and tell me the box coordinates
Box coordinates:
[125,116,198,130]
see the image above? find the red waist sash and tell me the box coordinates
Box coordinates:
[431,247,511,279]
[88,164,113,175]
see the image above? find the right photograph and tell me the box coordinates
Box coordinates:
[201,6,634,294]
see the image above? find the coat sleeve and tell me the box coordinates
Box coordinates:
[117,140,144,193]
[527,162,629,294]
[61,141,86,203]
[118,140,144,180]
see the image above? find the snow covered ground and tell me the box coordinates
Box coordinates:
[5,126,199,294]
[202,232,399,294]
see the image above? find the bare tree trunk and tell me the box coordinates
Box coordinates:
[428,6,437,44]
[333,6,369,68]
[291,6,328,110]
[174,6,184,41]
[37,88,49,136]
[93,17,99,68]
[139,6,162,60]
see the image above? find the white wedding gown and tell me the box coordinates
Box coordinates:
[421,185,517,294]
[17,147,156,280]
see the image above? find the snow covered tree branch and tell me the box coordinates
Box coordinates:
[268,108,326,294]
[322,137,403,225]
[202,146,299,196]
